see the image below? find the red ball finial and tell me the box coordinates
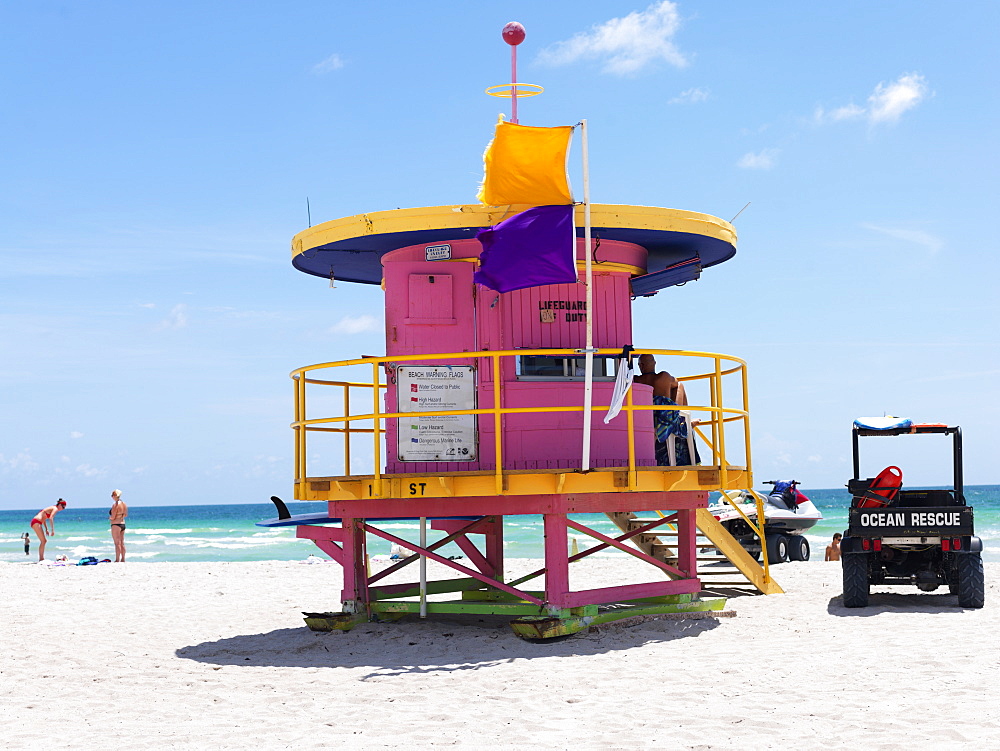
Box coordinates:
[502,22,525,46]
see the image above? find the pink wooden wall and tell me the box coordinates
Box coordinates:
[381,237,655,473]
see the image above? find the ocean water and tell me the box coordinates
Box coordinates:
[2,486,998,564]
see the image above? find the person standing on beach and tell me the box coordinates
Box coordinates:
[825,533,842,561]
[30,499,67,561]
[109,489,128,562]
[21,532,30,555]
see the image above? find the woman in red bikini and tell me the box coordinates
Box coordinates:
[109,489,128,562]
[30,498,66,561]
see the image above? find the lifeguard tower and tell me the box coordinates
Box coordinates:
[260,24,779,638]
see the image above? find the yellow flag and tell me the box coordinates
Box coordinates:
[477,117,574,206]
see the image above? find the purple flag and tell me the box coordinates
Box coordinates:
[474,205,577,293]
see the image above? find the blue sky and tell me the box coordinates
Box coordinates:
[2,1,998,510]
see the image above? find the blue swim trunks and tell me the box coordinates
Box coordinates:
[652,395,701,466]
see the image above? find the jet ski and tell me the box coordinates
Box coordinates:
[706,480,823,562]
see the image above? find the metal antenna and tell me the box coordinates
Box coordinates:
[307,197,312,227]
[730,202,751,223]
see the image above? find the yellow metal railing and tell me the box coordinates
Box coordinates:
[290,348,752,497]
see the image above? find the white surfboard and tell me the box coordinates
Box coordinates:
[853,416,912,431]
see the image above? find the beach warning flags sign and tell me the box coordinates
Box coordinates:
[477,117,574,206]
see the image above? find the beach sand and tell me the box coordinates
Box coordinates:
[3,558,998,749]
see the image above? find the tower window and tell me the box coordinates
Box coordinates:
[516,355,615,381]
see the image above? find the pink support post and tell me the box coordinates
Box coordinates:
[543,514,570,608]
[510,44,518,124]
[340,517,367,605]
[676,507,697,578]
[484,515,504,582]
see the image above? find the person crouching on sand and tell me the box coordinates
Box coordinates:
[109,489,128,562]
[30,499,67,561]
[825,533,842,561]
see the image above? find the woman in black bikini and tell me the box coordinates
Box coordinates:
[109,489,128,563]
[30,499,66,561]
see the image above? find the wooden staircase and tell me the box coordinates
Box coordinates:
[605,508,784,595]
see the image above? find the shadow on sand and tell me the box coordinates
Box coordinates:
[175,610,721,675]
[826,590,970,616]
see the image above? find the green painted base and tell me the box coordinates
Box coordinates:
[302,594,728,638]
[509,598,728,640]
[302,611,366,632]
[369,600,597,617]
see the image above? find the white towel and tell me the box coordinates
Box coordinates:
[603,356,636,423]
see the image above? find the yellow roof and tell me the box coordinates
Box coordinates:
[291,203,737,285]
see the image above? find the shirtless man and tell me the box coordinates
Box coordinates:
[633,354,698,466]
[30,499,66,561]
[825,533,842,561]
[109,489,129,563]
[632,354,688,404]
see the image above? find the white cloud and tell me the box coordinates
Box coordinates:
[862,223,944,254]
[75,463,105,478]
[537,1,687,75]
[737,148,779,170]
[0,451,40,473]
[139,303,156,309]
[330,314,382,335]
[815,73,929,125]
[313,53,345,74]
[669,87,709,105]
[70,431,84,439]
[818,103,865,122]
[868,73,929,123]
[155,303,188,330]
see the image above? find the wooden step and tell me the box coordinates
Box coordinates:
[696,569,745,576]
[606,508,784,595]
[699,582,764,587]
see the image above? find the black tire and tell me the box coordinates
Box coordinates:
[788,535,810,562]
[956,553,985,608]
[765,534,789,564]
[842,554,869,608]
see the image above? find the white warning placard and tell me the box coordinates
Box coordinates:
[396,365,477,462]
